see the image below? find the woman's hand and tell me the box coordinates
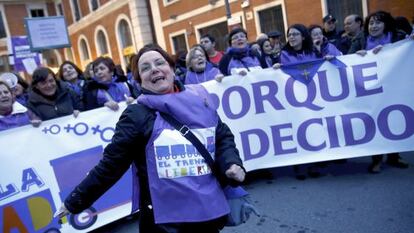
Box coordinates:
[30,119,42,127]
[372,45,383,54]
[215,74,225,83]
[324,55,334,60]
[272,63,281,69]
[126,97,135,105]
[238,70,248,76]
[225,164,245,182]
[54,203,70,219]
[104,100,119,111]
[356,50,367,56]
[73,110,80,118]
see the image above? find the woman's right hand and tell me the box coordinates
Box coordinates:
[215,74,225,83]
[355,50,367,56]
[272,63,281,69]
[104,100,119,111]
[54,203,70,219]
[30,119,42,128]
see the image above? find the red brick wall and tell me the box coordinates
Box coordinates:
[368,0,414,19]
[4,4,28,36]
[69,4,131,67]
[284,0,323,27]
[78,0,90,18]
[46,2,57,16]
[62,0,74,25]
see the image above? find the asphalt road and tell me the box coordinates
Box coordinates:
[91,151,414,233]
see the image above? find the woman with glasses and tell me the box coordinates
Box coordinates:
[184,45,223,84]
[279,24,321,65]
[218,28,262,77]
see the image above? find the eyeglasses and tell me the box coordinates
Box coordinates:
[287,32,301,37]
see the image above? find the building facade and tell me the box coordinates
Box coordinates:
[150,0,414,54]
[0,0,153,74]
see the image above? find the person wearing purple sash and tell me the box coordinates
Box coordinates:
[55,44,246,233]
[219,28,262,77]
[309,25,342,58]
[0,81,41,131]
[184,45,222,84]
[348,11,407,55]
[348,11,410,173]
[58,61,86,109]
[82,57,139,111]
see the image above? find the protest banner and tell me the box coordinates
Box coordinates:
[1,39,413,232]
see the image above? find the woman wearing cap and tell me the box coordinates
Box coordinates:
[55,44,246,233]
[26,67,81,121]
[82,56,139,111]
[349,11,410,173]
[0,80,41,131]
[184,45,223,84]
[218,28,262,77]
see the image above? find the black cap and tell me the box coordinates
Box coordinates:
[323,14,336,23]
[267,30,282,38]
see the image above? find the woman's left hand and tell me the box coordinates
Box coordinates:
[372,45,383,54]
[126,97,135,105]
[225,164,245,182]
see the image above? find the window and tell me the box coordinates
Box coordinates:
[72,0,81,21]
[198,21,228,51]
[30,9,45,17]
[56,3,64,16]
[326,0,363,31]
[0,11,6,38]
[96,30,109,55]
[258,5,286,43]
[79,39,90,61]
[117,19,134,66]
[171,34,187,54]
[65,48,74,62]
[89,0,100,12]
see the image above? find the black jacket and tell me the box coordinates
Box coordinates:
[26,81,80,121]
[64,84,244,214]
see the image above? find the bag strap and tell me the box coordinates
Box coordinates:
[159,112,215,169]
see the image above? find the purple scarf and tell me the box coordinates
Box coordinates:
[94,76,131,105]
[366,32,392,50]
[185,62,221,84]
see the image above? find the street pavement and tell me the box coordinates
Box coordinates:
[91,151,414,233]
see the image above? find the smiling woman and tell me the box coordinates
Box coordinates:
[26,67,81,121]
[56,44,247,233]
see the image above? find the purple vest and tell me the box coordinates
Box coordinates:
[185,63,221,84]
[0,104,31,132]
[136,85,229,224]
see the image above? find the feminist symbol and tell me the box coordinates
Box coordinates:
[91,125,115,142]
[64,122,89,136]
[42,124,61,135]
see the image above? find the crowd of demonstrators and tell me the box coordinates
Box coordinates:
[55,44,246,233]
[184,45,223,84]
[1,9,413,179]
